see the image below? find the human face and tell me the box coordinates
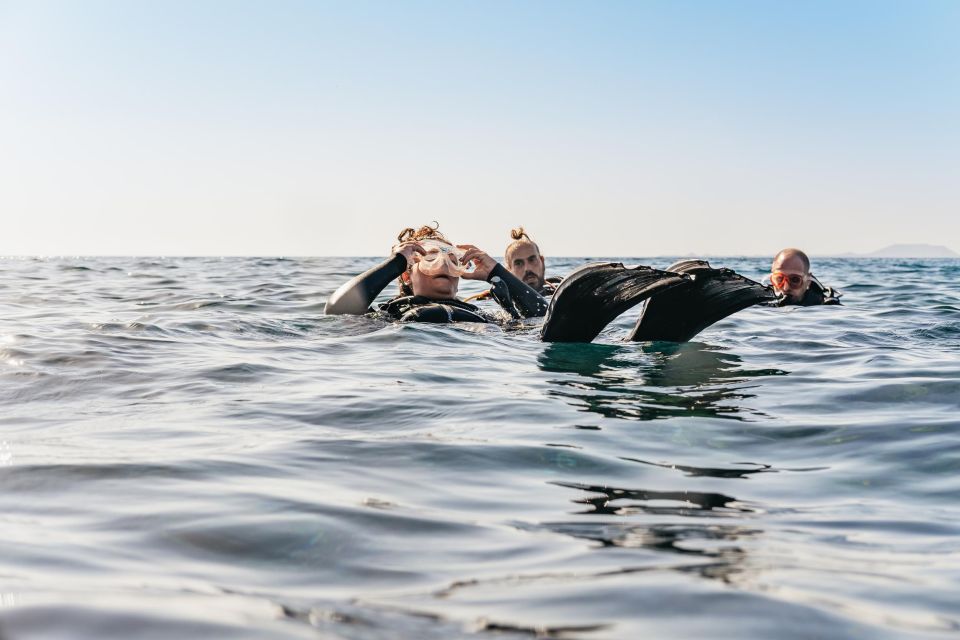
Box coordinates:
[507,243,545,290]
[771,254,810,303]
[409,241,461,299]
[416,240,469,276]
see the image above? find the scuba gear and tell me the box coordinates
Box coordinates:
[629,260,777,342]
[771,271,806,288]
[540,263,688,343]
[415,240,474,277]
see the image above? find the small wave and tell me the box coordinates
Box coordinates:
[198,362,289,383]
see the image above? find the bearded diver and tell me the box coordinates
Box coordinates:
[504,227,563,296]
[465,227,562,304]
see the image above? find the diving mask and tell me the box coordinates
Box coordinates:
[770,271,807,288]
[415,239,473,276]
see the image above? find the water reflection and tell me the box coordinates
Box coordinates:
[620,458,827,478]
[552,481,756,516]
[543,520,758,583]
[622,458,775,479]
[537,342,786,422]
[539,481,762,585]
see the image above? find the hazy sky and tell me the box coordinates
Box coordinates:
[1,0,957,256]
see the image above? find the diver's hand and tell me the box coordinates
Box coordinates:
[457,245,497,280]
[391,241,425,267]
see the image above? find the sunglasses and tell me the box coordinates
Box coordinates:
[770,271,806,288]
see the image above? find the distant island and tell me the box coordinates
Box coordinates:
[840,244,958,258]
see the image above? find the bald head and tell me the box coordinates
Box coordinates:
[773,248,810,273]
[771,247,812,303]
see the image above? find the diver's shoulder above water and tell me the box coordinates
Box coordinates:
[770,277,842,307]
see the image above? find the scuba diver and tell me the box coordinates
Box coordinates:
[503,227,563,296]
[464,226,562,303]
[769,248,841,306]
[324,224,548,323]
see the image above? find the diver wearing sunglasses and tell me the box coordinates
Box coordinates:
[324,225,548,323]
[769,248,841,306]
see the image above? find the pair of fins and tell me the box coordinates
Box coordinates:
[540,260,777,343]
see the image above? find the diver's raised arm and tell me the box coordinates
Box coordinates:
[459,245,549,318]
[324,254,406,315]
[325,243,423,315]
[488,263,549,317]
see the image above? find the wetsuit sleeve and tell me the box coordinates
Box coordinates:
[487,263,549,318]
[325,254,407,315]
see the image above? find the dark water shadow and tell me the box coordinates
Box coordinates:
[537,342,787,422]
[622,458,773,478]
[552,481,756,516]
[620,458,828,478]
[527,480,764,585]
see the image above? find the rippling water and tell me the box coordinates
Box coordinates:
[1,256,958,639]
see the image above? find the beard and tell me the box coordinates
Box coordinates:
[523,271,545,290]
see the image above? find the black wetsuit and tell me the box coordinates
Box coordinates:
[472,275,562,303]
[540,277,563,296]
[324,253,548,322]
[775,278,841,307]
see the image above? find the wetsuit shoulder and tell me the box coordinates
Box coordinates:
[540,277,563,297]
[798,278,842,306]
[381,296,488,323]
[325,254,407,315]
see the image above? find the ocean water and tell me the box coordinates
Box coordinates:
[1,256,958,639]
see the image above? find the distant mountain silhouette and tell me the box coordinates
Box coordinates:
[862,244,958,258]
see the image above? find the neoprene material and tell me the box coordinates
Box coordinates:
[325,254,407,316]
[773,277,842,306]
[464,276,562,304]
[628,260,777,342]
[540,262,688,343]
[488,277,522,319]
[487,264,549,317]
[383,297,488,323]
[541,277,562,296]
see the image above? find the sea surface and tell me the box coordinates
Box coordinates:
[1,256,958,639]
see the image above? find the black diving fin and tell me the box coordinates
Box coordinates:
[627,260,777,343]
[540,262,689,343]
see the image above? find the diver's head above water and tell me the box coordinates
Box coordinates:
[505,227,546,290]
[394,224,497,299]
[771,248,812,303]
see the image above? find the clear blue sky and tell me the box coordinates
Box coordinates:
[1,0,957,256]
